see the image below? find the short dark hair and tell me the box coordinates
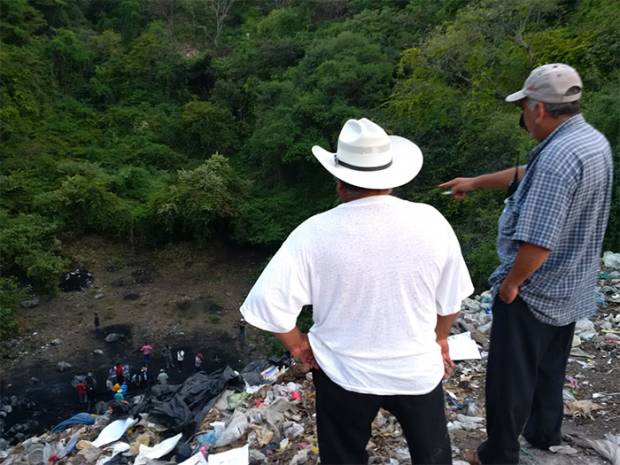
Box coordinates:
[543,99,580,118]
[339,179,370,193]
[529,86,581,118]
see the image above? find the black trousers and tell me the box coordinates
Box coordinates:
[313,369,452,465]
[478,296,575,464]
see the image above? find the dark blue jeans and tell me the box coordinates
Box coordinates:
[478,296,575,464]
[313,369,452,464]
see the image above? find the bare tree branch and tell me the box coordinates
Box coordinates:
[206,0,236,46]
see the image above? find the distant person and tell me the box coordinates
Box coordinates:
[157,369,169,385]
[241,118,473,464]
[86,384,97,411]
[131,366,148,388]
[194,352,204,372]
[113,390,124,402]
[114,363,124,384]
[122,364,130,383]
[130,370,140,387]
[94,312,102,337]
[120,382,128,396]
[440,64,613,465]
[176,349,185,372]
[75,381,87,404]
[85,372,96,389]
[140,342,153,366]
[162,344,174,369]
[238,317,247,346]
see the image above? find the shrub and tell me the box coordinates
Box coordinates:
[0,211,67,292]
[146,154,247,243]
[0,277,27,341]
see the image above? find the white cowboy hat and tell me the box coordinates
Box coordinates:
[311,118,423,189]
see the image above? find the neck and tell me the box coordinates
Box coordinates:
[339,189,391,203]
[536,114,573,141]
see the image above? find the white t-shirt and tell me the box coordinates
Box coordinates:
[241,195,474,395]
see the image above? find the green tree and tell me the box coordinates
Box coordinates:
[147,154,247,243]
[181,100,237,156]
[0,211,66,292]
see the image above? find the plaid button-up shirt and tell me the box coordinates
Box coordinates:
[489,114,613,326]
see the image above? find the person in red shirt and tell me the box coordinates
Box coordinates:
[140,342,153,366]
[76,382,87,404]
[194,352,204,372]
[114,363,124,384]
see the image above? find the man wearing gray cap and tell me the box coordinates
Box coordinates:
[242,118,474,464]
[441,64,613,464]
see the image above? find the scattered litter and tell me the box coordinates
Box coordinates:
[97,441,130,465]
[179,451,208,465]
[448,332,481,360]
[214,410,248,447]
[134,433,182,465]
[52,413,95,432]
[290,448,310,465]
[565,400,602,419]
[571,433,620,465]
[91,417,138,448]
[208,444,249,465]
[549,445,578,455]
[603,251,620,270]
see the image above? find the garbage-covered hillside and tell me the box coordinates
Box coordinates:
[1,252,619,465]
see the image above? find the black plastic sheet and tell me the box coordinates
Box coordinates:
[131,367,241,433]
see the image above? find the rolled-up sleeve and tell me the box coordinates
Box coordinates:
[240,231,311,333]
[513,169,575,250]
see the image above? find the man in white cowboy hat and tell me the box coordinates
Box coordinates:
[241,118,473,464]
[441,64,613,465]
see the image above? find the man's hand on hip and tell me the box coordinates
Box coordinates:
[499,279,519,304]
[500,242,551,304]
[274,327,319,370]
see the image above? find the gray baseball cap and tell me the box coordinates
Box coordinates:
[505,63,582,104]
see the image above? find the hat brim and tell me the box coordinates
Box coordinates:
[505,89,527,103]
[311,135,423,189]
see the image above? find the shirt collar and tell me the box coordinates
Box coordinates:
[339,194,397,207]
[528,114,585,163]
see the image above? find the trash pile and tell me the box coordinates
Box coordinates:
[2,253,620,465]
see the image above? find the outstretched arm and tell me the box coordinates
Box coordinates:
[439,166,525,199]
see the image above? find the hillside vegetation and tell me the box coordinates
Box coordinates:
[1,0,619,338]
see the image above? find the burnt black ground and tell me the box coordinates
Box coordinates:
[0,324,250,440]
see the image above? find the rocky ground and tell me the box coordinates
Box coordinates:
[1,239,619,464]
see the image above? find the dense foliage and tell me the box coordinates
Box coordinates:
[1,0,618,334]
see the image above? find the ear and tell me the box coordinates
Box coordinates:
[534,101,546,124]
